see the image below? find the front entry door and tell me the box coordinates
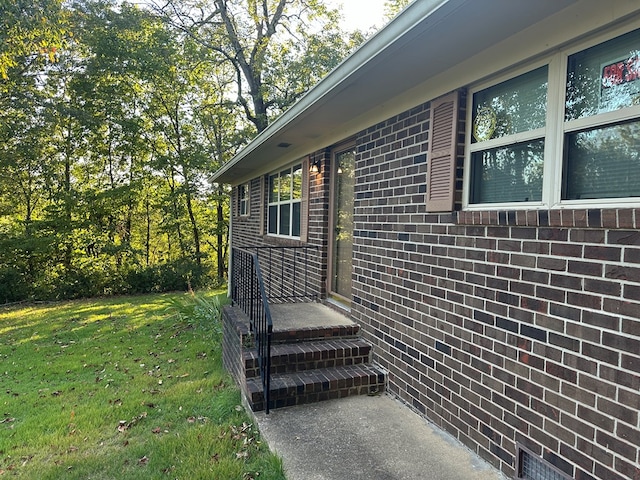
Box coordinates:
[330,145,355,302]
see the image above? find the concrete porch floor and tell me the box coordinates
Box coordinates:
[252,393,507,480]
[268,302,354,331]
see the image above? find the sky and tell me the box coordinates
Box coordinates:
[324,0,389,32]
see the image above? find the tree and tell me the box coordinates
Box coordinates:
[196,71,243,281]
[384,0,411,21]
[0,0,68,80]
[0,72,51,296]
[152,0,363,133]
[148,0,365,283]
[0,0,366,300]
[73,0,219,288]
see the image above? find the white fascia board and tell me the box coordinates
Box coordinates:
[211,0,454,185]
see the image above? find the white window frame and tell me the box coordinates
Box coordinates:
[267,163,302,238]
[464,23,640,210]
[238,183,249,217]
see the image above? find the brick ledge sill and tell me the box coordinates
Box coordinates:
[456,207,639,229]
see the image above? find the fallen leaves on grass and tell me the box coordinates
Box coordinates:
[117,411,147,432]
[186,415,207,424]
[0,294,283,478]
[218,423,262,462]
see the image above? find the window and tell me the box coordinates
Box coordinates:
[470,66,548,204]
[563,28,640,200]
[268,164,302,237]
[466,27,640,207]
[238,183,249,216]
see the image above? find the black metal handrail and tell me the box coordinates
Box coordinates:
[231,245,319,413]
[253,245,319,303]
[231,247,273,413]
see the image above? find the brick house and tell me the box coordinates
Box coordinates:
[213,1,640,479]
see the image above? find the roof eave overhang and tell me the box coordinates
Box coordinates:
[212,0,581,185]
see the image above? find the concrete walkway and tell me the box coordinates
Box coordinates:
[253,394,507,480]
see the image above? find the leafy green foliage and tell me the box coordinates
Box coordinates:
[383,0,412,20]
[0,0,68,80]
[0,0,367,302]
[153,0,366,133]
[0,291,284,479]
[0,1,229,301]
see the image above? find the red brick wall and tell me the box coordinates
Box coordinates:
[230,153,332,300]
[229,94,640,480]
[351,97,640,480]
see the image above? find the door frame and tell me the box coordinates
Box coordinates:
[327,139,356,306]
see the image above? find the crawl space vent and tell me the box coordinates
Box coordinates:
[517,447,570,480]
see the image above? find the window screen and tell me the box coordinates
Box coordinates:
[471,140,544,203]
[469,67,547,204]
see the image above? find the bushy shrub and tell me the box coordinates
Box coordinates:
[166,292,226,342]
[2,255,221,301]
[0,267,31,303]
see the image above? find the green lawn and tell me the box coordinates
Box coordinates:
[0,291,285,479]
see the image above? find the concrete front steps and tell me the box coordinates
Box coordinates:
[222,304,386,412]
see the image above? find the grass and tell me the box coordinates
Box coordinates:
[0,291,286,479]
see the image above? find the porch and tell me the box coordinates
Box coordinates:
[222,301,386,412]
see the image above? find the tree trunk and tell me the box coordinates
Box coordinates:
[184,185,201,266]
[216,187,225,281]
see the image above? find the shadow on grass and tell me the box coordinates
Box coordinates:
[0,291,285,480]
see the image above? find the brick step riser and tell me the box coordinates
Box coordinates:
[269,325,361,344]
[250,385,380,411]
[246,372,385,412]
[246,354,371,378]
[244,342,372,377]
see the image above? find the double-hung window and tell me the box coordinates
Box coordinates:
[467,26,640,207]
[564,28,640,200]
[469,66,548,204]
[268,164,302,237]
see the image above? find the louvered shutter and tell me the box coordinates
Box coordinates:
[426,91,459,212]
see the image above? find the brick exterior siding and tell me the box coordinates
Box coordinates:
[231,154,331,300]
[350,98,640,480]
[229,94,640,479]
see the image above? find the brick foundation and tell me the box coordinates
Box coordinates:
[222,305,251,391]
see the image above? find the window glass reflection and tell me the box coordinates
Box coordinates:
[566,29,640,120]
[471,140,544,203]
